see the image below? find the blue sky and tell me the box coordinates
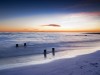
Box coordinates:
[0,0,100,20]
[0,0,100,32]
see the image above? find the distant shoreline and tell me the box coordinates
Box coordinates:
[85,33,100,34]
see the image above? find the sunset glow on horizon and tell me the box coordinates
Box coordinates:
[0,12,100,32]
[0,0,100,32]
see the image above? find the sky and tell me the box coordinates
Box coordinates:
[0,0,100,32]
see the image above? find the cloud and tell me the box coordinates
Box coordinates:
[42,24,61,27]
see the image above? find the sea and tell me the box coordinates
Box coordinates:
[0,32,100,70]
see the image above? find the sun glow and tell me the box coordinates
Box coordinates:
[0,12,100,32]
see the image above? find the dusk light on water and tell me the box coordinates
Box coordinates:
[0,0,100,75]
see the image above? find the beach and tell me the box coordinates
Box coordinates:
[0,48,100,75]
[0,0,100,74]
[0,32,100,75]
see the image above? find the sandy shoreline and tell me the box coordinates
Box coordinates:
[0,47,100,75]
[0,47,99,70]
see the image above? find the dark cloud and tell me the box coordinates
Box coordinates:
[42,24,61,27]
